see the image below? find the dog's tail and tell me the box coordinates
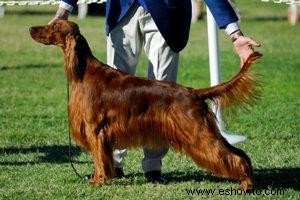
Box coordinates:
[196,52,262,110]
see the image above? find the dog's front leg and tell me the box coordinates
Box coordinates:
[86,126,115,185]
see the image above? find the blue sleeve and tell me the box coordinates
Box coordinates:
[62,0,78,8]
[203,0,239,29]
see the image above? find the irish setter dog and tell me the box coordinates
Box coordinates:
[30,19,262,190]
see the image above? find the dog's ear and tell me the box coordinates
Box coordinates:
[65,34,83,82]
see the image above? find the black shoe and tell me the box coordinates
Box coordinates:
[115,168,125,178]
[145,170,168,184]
[84,173,93,181]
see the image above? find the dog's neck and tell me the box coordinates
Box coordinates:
[63,34,97,83]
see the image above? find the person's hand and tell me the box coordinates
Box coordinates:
[49,7,70,24]
[231,31,260,66]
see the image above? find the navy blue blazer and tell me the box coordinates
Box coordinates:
[62,0,238,52]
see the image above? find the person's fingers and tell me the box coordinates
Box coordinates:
[240,57,244,67]
[239,48,254,66]
[247,38,261,47]
[234,36,261,66]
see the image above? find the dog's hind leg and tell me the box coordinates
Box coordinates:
[86,126,115,185]
[182,118,253,190]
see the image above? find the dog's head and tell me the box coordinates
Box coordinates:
[30,19,92,82]
[29,19,81,47]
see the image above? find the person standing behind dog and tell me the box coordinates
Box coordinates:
[49,0,260,184]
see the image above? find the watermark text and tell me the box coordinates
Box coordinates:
[185,187,284,196]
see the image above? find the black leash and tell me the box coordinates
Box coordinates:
[66,81,85,180]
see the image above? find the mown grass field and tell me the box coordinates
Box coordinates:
[0,1,299,199]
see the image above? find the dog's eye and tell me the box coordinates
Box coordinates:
[53,27,59,32]
[52,24,61,32]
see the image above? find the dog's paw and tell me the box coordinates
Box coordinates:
[89,176,107,186]
[240,178,254,191]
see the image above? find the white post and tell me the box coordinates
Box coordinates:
[288,1,298,25]
[206,6,222,123]
[78,3,88,19]
[0,6,5,18]
[206,6,246,145]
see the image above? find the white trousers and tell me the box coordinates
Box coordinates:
[107,4,179,173]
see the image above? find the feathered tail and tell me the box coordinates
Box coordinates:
[197,52,263,110]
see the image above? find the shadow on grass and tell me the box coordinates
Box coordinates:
[254,168,300,190]
[5,10,55,16]
[162,168,300,191]
[245,16,287,22]
[0,63,60,71]
[0,145,89,165]
[1,145,299,190]
[112,168,300,190]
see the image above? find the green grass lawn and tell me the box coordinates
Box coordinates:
[0,1,299,199]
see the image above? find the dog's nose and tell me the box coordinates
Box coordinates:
[29,27,37,34]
